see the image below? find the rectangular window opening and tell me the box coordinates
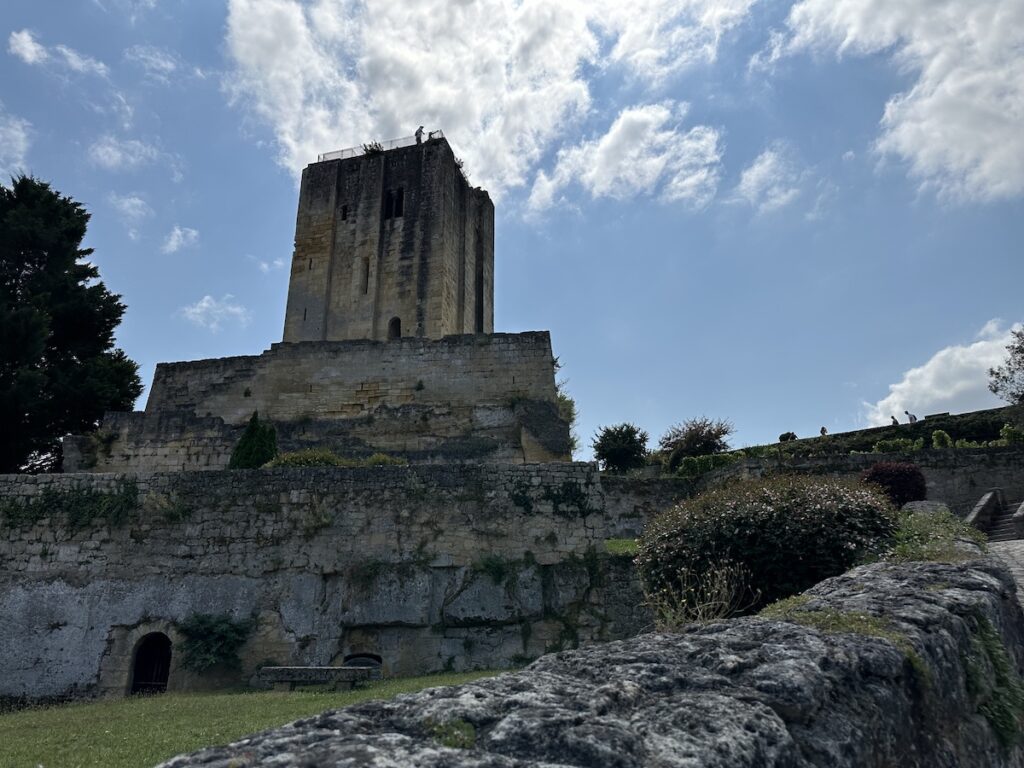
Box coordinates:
[394,188,405,217]
[341,204,349,221]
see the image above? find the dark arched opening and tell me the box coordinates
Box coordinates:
[343,653,383,680]
[387,317,401,340]
[131,632,172,694]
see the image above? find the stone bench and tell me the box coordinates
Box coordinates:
[257,666,373,691]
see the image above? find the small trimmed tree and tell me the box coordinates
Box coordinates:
[659,416,734,457]
[861,461,927,508]
[228,411,277,469]
[592,423,648,471]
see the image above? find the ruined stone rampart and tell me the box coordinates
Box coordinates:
[0,465,689,702]
[64,332,570,472]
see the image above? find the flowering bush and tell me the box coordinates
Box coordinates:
[636,476,896,611]
[860,461,927,507]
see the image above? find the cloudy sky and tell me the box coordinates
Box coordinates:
[2,0,1022,455]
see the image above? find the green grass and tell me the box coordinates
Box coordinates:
[604,538,638,556]
[0,671,498,768]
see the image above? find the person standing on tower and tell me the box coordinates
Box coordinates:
[415,126,424,144]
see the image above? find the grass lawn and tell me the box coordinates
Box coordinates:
[0,671,498,768]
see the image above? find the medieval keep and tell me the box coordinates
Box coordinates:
[64,133,570,471]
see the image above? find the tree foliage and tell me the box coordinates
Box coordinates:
[592,423,648,471]
[989,327,1024,405]
[0,176,142,472]
[552,356,579,456]
[228,411,277,469]
[660,416,734,456]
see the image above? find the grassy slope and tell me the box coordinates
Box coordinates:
[0,671,498,768]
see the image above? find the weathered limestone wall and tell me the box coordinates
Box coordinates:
[282,137,493,343]
[65,333,570,472]
[702,448,1024,514]
[0,464,685,702]
[161,554,1024,768]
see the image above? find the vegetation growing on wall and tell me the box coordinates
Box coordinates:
[883,507,987,563]
[0,481,138,529]
[177,613,254,673]
[228,412,277,469]
[263,449,406,468]
[660,417,734,470]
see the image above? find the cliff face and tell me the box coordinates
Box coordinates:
[162,553,1024,768]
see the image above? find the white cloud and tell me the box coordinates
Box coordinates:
[733,144,802,213]
[180,294,252,332]
[88,135,160,171]
[0,107,31,177]
[55,45,109,76]
[109,193,152,239]
[774,0,1024,202]
[247,254,286,273]
[863,320,1019,426]
[527,102,722,213]
[223,0,755,196]
[8,30,49,64]
[161,225,199,254]
[125,45,179,82]
[8,30,108,76]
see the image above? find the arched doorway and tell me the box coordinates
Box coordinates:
[387,317,401,340]
[131,632,172,694]
[343,653,383,680]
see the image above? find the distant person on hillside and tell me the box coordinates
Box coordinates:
[820,426,828,436]
[891,415,900,426]
[905,410,918,423]
[415,125,424,144]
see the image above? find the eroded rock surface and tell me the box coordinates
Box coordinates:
[161,556,1024,767]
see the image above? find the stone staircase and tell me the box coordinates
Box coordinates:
[966,488,1024,542]
[987,496,1023,542]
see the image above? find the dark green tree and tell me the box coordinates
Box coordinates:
[592,423,648,472]
[0,176,142,472]
[989,327,1024,405]
[228,411,278,469]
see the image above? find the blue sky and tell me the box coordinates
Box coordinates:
[2,0,1022,457]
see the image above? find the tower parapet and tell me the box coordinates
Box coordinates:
[283,134,494,343]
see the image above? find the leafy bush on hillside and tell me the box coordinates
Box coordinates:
[636,476,896,611]
[1001,423,1024,445]
[873,437,924,453]
[592,423,648,471]
[931,430,954,449]
[228,412,277,469]
[675,452,743,478]
[884,507,986,563]
[861,461,927,507]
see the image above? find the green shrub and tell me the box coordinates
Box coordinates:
[592,423,648,472]
[872,437,919,453]
[660,417,734,463]
[779,432,797,443]
[228,412,277,469]
[262,449,407,468]
[0,482,138,529]
[177,613,254,672]
[884,507,986,563]
[675,452,742,478]
[931,430,954,449]
[860,462,927,507]
[1000,423,1024,445]
[956,438,985,449]
[263,448,344,468]
[636,476,896,611]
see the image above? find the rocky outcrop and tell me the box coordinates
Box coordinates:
[161,555,1024,767]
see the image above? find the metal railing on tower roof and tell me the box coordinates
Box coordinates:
[317,130,446,162]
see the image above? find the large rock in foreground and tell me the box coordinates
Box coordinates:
[162,556,1024,767]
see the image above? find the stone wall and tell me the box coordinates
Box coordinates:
[701,447,1024,514]
[161,553,1024,768]
[282,136,494,343]
[0,464,687,702]
[65,332,570,472]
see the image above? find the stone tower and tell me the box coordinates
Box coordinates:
[282,135,495,343]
